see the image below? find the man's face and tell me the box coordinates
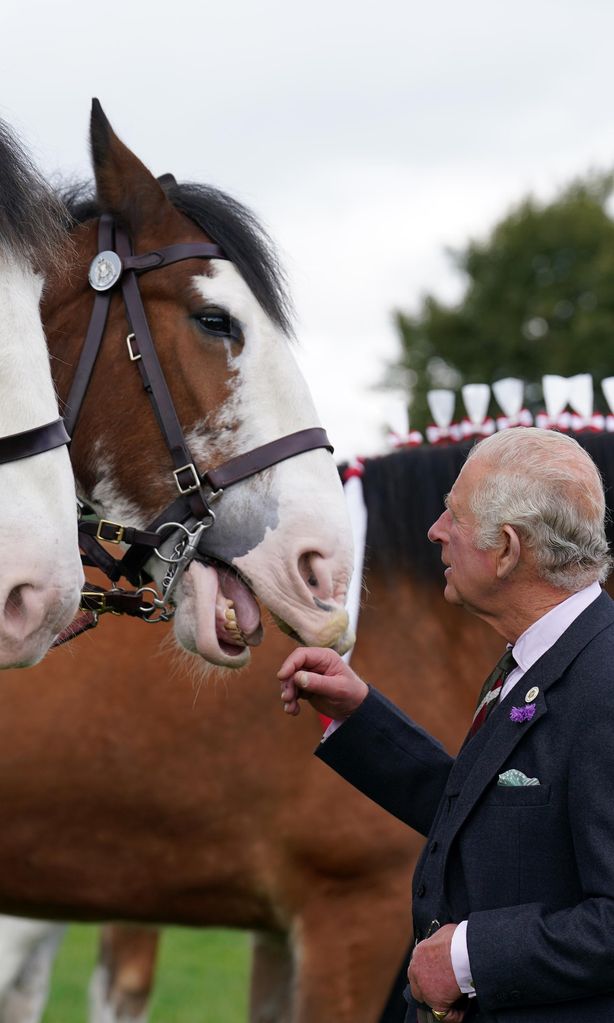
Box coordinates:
[427,456,499,615]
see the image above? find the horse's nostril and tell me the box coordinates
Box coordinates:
[4,585,27,623]
[299,552,321,589]
[0,583,46,642]
[298,552,334,600]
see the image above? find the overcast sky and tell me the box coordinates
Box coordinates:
[2,0,614,459]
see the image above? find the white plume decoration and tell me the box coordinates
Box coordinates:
[567,374,593,418]
[461,383,491,425]
[492,378,524,418]
[542,375,570,418]
[602,377,614,414]
[427,389,455,428]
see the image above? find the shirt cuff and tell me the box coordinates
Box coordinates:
[322,718,345,739]
[450,920,476,997]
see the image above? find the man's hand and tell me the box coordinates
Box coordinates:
[409,924,466,1022]
[278,647,368,719]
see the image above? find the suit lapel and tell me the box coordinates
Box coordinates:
[444,591,614,843]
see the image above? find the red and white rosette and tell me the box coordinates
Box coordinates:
[426,423,452,445]
[535,412,559,430]
[459,416,496,440]
[387,430,423,448]
[342,457,365,484]
[495,409,533,430]
[569,413,605,433]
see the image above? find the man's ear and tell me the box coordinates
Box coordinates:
[496,525,521,579]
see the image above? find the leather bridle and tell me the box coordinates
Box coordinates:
[60,212,333,638]
[0,420,69,465]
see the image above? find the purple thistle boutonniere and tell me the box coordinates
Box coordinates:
[510,703,536,723]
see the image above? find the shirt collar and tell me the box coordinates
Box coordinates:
[511,581,602,675]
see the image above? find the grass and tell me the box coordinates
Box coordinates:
[42,925,250,1022]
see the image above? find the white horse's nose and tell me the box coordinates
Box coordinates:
[0,578,81,667]
[298,550,334,603]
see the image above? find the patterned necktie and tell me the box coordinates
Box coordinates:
[466,647,517,741]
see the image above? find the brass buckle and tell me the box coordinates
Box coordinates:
[96,519,125,544]
[80,590,107,613]
[173,463,200,495]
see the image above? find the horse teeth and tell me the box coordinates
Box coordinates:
[225,608,237,624]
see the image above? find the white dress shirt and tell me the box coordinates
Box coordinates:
[450,581,602,996]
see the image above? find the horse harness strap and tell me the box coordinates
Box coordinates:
[60,212,333,639]
[0,418,69,465]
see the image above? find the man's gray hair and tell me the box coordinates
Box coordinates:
[466,428,611,590]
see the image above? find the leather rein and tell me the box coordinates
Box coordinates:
[57,212,333,643]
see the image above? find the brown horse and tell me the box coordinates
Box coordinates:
[3,430,601,1022]
[42,98,353,670]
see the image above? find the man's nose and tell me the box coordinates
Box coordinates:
[428,509,449,543]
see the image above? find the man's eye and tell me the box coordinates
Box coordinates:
[196,310,242,341]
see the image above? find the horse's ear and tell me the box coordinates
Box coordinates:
[90,99,169,228]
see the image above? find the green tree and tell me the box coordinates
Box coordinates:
[390,171,614,432]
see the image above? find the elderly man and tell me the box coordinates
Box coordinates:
[279,427,614,1022]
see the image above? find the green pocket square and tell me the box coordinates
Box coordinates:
[498,769,540,787]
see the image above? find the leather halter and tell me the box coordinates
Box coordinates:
[0,418,69,464]
[64,212,333,631]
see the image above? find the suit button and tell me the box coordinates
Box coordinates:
[429,842,438,855]
[416,884,426,897]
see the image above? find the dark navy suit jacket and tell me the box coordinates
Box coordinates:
[317,590,614,1021]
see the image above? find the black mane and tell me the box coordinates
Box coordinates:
[360,432,614,580]
[0,119,66,271]
[61,179,294,336]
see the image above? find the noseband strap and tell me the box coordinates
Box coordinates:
[0,418,70,465]
[204,428,334,491]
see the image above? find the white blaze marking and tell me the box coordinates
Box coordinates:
[0,253,82,663]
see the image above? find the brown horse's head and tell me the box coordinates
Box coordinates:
[43,101,354,668]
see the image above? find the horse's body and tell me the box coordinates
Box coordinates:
[43,101,353,671]
[0,438,524,1023]
[0,121,82,666]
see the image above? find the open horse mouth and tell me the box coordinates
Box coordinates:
[175,550,353,668]
[182,558,264,665]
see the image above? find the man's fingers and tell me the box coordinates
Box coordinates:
[433,1009,466,1022]
[444,1009,466,1022]
[277,646,343,681]
[280,675,321,715]
[280,679,301,715]
[279,652,368,721]
[291,669,342,698]
[407,964,423,1004]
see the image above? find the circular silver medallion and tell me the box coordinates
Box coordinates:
[525,686,539,703]
[88,250,123,291]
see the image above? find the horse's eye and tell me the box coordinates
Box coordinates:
[196,309,241,341]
